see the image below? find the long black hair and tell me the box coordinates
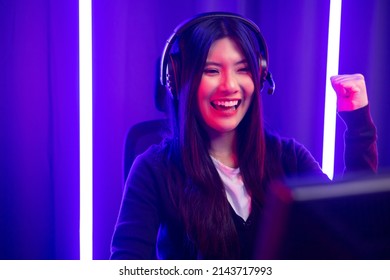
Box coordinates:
[166,15,269,259]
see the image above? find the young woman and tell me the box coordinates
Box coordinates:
[110,12,377,259]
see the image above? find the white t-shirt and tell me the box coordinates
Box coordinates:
[211,156,251,221]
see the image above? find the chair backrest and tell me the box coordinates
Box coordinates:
[123,57,171,183]
[123,118,170,183]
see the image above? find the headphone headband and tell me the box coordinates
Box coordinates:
[160,12,275,98]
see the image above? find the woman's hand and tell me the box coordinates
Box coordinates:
[330,73,369,112]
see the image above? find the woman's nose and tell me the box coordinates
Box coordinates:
[220,71,239,93]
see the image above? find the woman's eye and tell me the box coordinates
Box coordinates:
[203,68,219,75]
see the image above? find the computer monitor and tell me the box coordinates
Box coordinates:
[255,174,390,259]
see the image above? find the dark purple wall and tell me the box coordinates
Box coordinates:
[334,0,390,178]
[0,0,79,259]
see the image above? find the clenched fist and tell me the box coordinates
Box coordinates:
[330,73,369,112]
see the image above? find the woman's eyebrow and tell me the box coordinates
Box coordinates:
[204,59,248,66]
[204,61,221,67]
[235,59,248,65]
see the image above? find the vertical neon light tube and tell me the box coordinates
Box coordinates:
[322,0,342,180]
[79,0,93,260]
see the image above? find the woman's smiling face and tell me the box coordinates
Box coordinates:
[197,37,255,136]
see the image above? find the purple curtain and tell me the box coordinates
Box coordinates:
[334,0,390,178]
[0,0,79,259]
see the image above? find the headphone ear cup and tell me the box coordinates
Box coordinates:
[259,54,268,91]
[259,54,275,94]
[166,54,181,99]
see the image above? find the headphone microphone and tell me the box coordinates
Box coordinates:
[266,72,275,95]
[160,12,275,99]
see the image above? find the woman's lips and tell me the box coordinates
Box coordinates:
[211,99,241,111]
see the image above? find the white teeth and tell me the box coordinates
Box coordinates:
[213,100,239,107]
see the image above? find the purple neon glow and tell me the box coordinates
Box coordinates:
[79,0,93,261]
[322,0,342,180]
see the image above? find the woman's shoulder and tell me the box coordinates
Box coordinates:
[264,129,325,179]
[264,129,316,165]
[264,129,300,152]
